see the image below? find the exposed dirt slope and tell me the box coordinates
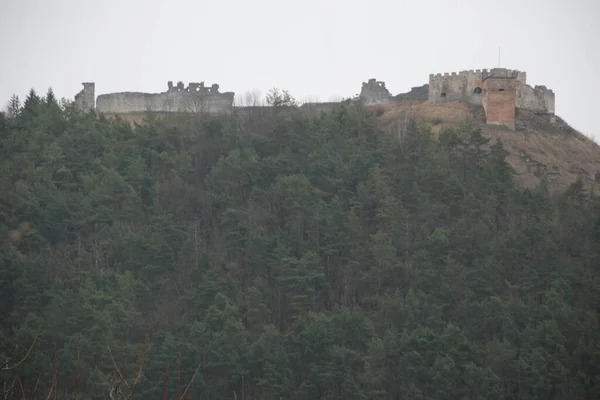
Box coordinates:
[373,100,600,194]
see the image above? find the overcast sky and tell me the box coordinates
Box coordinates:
[1,0,598,137]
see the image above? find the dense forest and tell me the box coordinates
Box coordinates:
[1,88,599,400]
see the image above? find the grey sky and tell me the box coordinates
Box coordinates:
[1,0,598,138]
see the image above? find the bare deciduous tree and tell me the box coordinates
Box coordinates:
[265,88,297,108]
[234,89,263,108]
[181,93,208,114]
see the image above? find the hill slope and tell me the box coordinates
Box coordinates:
[373,100,600,193]
[2,94,600,399]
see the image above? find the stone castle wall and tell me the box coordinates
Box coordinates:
[395,84,429,101]
[95,90,234,115]
[76,81,234,115]
[74,82,95,111]
[359,79,392,105]
[74,69,555,130]
[518,84,555,114]
[428,68,552,115]
[428,70,485,105]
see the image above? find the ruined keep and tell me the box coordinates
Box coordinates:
[74,81,235,115]
[359,79,392,105]
[74,82,95,111]
[428,68,555,129]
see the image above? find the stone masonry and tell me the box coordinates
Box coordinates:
[482,72,518,129]
[75,81,235,115]
[74,82,95,111]
[359,79,392,105]
[427,68,555,129]
[74,68,555,130]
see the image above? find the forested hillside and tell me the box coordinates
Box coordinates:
[1,89,600,400]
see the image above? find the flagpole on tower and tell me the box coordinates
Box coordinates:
[498,46,501,67]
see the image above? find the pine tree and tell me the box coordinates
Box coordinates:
[45,87,57,106]
[22,88,41,119]
[7,94,20,118]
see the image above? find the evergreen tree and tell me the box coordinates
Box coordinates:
[0,88,599,399]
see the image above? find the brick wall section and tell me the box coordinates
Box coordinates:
[482,77,517,130]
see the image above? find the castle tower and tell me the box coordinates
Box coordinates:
[359,78,391,105]
[427,67,554,130]
[74,82,95,111]
[482,69,518,130]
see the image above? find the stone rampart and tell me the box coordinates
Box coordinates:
[517,84,555,114]
[93,81,234,115]
[96,91,234,115]
[395,84,429,101]
[74,69,555,125]
[428,70,485,105]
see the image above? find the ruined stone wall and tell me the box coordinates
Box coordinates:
[359,78,392,105]
[482,77,517,130]
[395,84,429,101]
[517,84,555,114]
[96,91,234,115]
[93,81,234,115]
[74,82,95,111]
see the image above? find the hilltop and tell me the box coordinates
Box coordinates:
[370,99,600,194]
[71,68,600,195]
[97,89,600,196]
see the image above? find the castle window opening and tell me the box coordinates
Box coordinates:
[441,92,446,97]
[474,87,482,94]
[498,88,505,92]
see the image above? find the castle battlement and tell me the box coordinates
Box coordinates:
[167,81,223,94]
[430,69,493,79]
[426,67,553,129]
[483,68,524,80]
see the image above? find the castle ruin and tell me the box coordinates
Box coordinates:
[428,68,555,129]
[359,79,393,105]
[75,81,235,115]
[75,68,555,131]
[74,82,95,111]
